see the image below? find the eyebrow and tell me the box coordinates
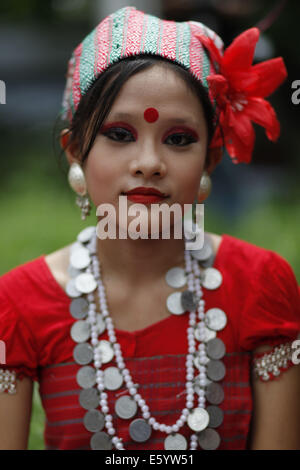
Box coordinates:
[110,112,198,126]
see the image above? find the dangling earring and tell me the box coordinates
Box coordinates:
[197,170,212,202]
[68,162,91,220]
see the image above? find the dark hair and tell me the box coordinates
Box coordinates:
[57,54,216,170]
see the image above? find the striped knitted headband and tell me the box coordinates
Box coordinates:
[61,5,287,164]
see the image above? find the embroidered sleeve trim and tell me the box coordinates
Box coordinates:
[252,341,295,381]
[0,368,17,394]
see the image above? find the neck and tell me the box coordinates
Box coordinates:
[96,235,186,286]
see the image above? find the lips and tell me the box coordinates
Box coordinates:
[124,187,167,197]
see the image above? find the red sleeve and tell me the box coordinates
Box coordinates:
[0,273,39,382]
[239,250,300,351]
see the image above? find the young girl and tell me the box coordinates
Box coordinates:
[1,6,300,451]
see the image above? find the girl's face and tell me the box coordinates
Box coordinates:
[77,65,209,236]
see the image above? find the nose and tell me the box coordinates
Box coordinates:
[129,141,167,179]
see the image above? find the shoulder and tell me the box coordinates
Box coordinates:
[0,243,73,304]
[217,233,297,280]
[225,236,300,351]
[0,255,45,299]
[206,231,222,257]
[44,244,72,291]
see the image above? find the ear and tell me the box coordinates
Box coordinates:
[205,146,223,175]
[60,128,80,166]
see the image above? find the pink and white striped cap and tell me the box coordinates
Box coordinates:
[60,5,223,123]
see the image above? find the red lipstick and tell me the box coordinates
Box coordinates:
[123,187,168,204]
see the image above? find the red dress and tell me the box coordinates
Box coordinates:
[0,234,300,450]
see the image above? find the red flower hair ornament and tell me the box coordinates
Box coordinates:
[196,27,287,164]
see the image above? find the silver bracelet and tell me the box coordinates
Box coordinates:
[0,368,17,394]
[252,341,294,381]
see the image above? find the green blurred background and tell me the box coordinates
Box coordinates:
[0,0,299,450]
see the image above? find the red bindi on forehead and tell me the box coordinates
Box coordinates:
[144,107,159,123]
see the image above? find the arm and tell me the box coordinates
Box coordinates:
[0,376,33,449]
[248,344,300,450]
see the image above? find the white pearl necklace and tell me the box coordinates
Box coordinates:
[84,232,210,450]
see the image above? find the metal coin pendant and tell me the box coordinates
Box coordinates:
[166,292,185,315]
[203,327,217,343]
[199,253,215,269]
[164,433,188,450]
[205,382,224,405]
[129,419,152,443]
[73,342,94,365]
[187,407,209,432]
[165,267,187,288]
[201,267,223,290]
[206,338,226,360]
[95,314,106,335]
[75,273,97,294]
[76,366,96,389]
[194,373,212,390]
[71,241,84,253]
[194,381,212,396]
[69,297,89,320]
[103,367,123,390]
[181,290,198,312]
[193,355,210,371]
[77,226,96,244]
[205,308,227,332]
[68,265,82,279]
[194,325,216,343]
[79,387,100,410]
[97,340,114,363]
[183,220,202,243]
[206,360,226,382]
[70,320,91,343]
[66,279,81,298]
[70,247,91,270]
[90,431,112,450]
[83,409,105,433]
[207,405,224,428]
[191,235,213,261]
[198,428,221,450]
[115,395,138,419]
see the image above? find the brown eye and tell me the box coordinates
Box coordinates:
[165,133,197,146]
[102,128,135,142]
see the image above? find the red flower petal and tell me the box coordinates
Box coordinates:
[222,28,260,72]
[215,106,255,163]
[225,120,255,164]
[196,26,287,164]
[227,107,254,147]
[225,70,259,94]
[245,97,280,141]
[209,127,223,149]
[246,58,288,98]
[207,75,228,102]
[194,33,223,66]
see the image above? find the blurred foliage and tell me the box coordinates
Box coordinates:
[28,384,46,450]
[0,0,90,22]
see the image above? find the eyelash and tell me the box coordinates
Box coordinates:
[102,128,197,147]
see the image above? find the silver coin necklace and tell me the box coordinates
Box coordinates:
[66,226,227,450]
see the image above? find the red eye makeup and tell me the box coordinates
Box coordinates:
[99,121,138,139]
[161,126,199,142]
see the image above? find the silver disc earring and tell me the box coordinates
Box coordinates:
[197,170,212,203]
[68,162,91,220]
